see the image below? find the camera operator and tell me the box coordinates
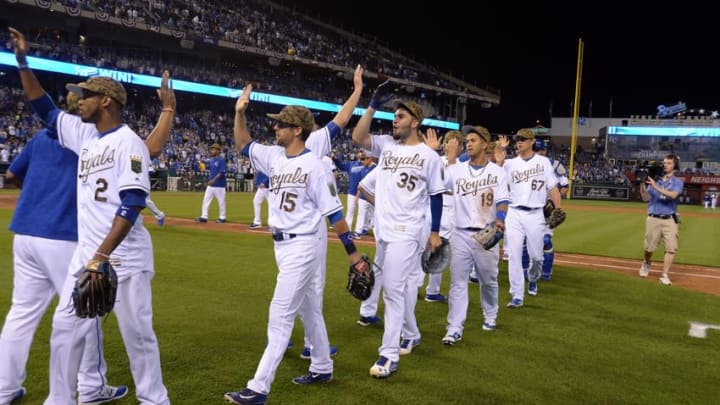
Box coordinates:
[638,154,684,285]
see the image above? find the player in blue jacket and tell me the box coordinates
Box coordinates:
[196,143,227,223]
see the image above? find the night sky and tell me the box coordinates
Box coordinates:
[287,0,720,133]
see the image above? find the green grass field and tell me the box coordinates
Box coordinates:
[1,191,719,404]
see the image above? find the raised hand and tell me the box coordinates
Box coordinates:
[8,27,28,63]
[497,134,510,149]
[157,70,176,110]
[423,128,441,150]
[235,83,253,113]
[353,64,364,91]
[445,137,461,162]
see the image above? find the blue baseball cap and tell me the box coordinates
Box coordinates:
[535,139,547,150]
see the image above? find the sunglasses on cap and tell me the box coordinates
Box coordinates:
[79,90,105,100]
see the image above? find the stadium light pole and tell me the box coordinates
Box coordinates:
[568,37,584,200]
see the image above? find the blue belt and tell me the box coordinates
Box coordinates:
[514,206,541,211]
[272,232,297,241]
[648,214,672,220]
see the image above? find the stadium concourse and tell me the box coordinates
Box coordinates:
[0,194,715,296]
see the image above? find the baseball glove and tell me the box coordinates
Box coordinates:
[543,200,556,218]
[347,255,374,301]
[473,227,504,250]
[72,260,118,318]
[422,237,450,274]
[547,207,566,229]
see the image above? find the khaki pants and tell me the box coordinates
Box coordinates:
[644,216,678,253]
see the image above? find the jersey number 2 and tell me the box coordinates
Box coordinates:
[95,178,108,202]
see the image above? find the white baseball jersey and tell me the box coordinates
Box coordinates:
[306,126,332,157]
[440,156,456,237]
[248,144,343,234]
[503,153,559,207]
[56,112,151,277]
[447,161,510,228]
[366,135,445,242]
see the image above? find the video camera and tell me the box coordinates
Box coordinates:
[634,161,663,184]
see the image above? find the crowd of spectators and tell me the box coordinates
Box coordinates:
[45,0,477,101]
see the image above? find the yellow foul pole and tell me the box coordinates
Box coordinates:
[568,38,584,199]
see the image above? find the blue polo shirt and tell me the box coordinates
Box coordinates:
[647,176,684,216]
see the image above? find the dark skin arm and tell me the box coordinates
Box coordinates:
[144,70,176,159]
[9,27,47,101]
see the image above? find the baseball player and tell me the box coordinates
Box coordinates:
[704,193,711,208]
[526,139,569,281]
[441,126,509,343]
[196,143,227,223]
[1,95,128,405]
[250,170,269,229]
[496,129,562,307]
[225,85,367,405]
[712,192,718,209]
[10,27,171,405]
[352,97,445,378]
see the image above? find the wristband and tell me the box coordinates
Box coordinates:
[95,251,110,258]
[162,107,174,113]
[339,232,358,255]
[18,63,29,71]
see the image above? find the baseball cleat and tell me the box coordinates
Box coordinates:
[639,261,650,277]
[369,356,398,378]
[399,338,421,355]
[442,332,463,345]
[300,345,338,360]
[541,273,552,281]
[216,218,227,223]
[291,371,333,385]
[224,388,267,404]
[195,217,208,223]
[506,298,524,308]
[424,293,447,303]
[659,276,672,286]
[78,385,129,405]
[482,322,497,331]
[348,232,362,240]
[357,315,381,326]
[528,281,538,296]
[249,223,261,229]
[469,276,479,284]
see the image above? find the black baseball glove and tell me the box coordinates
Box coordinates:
[72,260,118,318]
[547,207,566,229]
[422,237,450,274]
[347,255,374,301]
[369,79,397,109]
